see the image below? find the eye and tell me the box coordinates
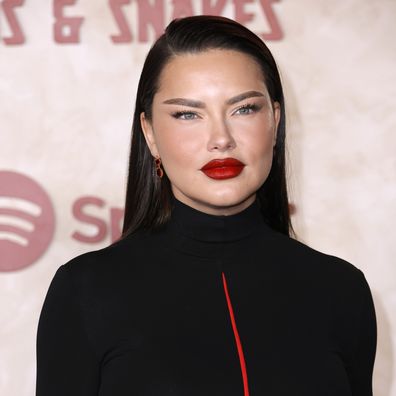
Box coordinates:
[171,111,199,120]
[234,103,259,115]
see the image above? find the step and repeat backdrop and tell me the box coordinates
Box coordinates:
[1,1,395,395]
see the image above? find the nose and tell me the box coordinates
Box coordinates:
[207,117,236,152]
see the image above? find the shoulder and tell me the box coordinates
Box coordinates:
[262,228,376,336]
[65,229,157,269]
[262,226,369,295]
[57,230,159,293]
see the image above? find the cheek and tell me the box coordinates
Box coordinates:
[153,124,202,172]
[250,144,274,180]
[237,119,275,162]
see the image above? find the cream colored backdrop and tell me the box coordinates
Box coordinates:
[1,1,395,395]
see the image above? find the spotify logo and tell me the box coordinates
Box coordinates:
[0,171,55,271]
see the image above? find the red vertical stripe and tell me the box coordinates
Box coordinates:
[221,272,250,396]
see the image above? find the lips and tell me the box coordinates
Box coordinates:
[200,158,245,180]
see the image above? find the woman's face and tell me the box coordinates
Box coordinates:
[141,49,280,216]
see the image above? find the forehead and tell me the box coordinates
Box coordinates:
[155,49,268,98]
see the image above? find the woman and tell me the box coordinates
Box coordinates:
[36,15,376,396]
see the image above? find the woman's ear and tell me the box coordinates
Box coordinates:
[272,101,281,146]
[140,112,159,157]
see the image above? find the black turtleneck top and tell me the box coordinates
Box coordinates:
[36,198,376,396]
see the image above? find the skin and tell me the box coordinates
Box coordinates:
[141,49,280,216]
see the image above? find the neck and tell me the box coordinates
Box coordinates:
[168,196,264,243]
[171,193,257,217]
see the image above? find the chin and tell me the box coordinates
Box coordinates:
[205,191,255,210]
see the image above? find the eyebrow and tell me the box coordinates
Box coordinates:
[162,98,205,108]
[162,90,265,108]
[226,90,265,105]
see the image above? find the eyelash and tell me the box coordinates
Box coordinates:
[171,103,260,120]
[235,103,260,115]
[171,110,198,120]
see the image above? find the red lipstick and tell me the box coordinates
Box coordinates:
[200,158,245,180]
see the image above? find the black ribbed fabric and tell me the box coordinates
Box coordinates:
[36,198,376,395]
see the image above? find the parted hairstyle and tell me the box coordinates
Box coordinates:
[122,15,293,238]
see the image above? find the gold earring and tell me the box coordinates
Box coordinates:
[154,157,164,178]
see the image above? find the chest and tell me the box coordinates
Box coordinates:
[89,257,353,396]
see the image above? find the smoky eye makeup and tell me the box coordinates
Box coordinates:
[233,102,264,115]
[170,110,199,120]
[168,99,266,120]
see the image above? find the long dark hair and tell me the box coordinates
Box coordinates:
[122,15,293,238]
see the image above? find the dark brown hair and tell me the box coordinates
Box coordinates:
[122,15,293,238]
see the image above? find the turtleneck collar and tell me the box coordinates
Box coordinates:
[168,197,264,243]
